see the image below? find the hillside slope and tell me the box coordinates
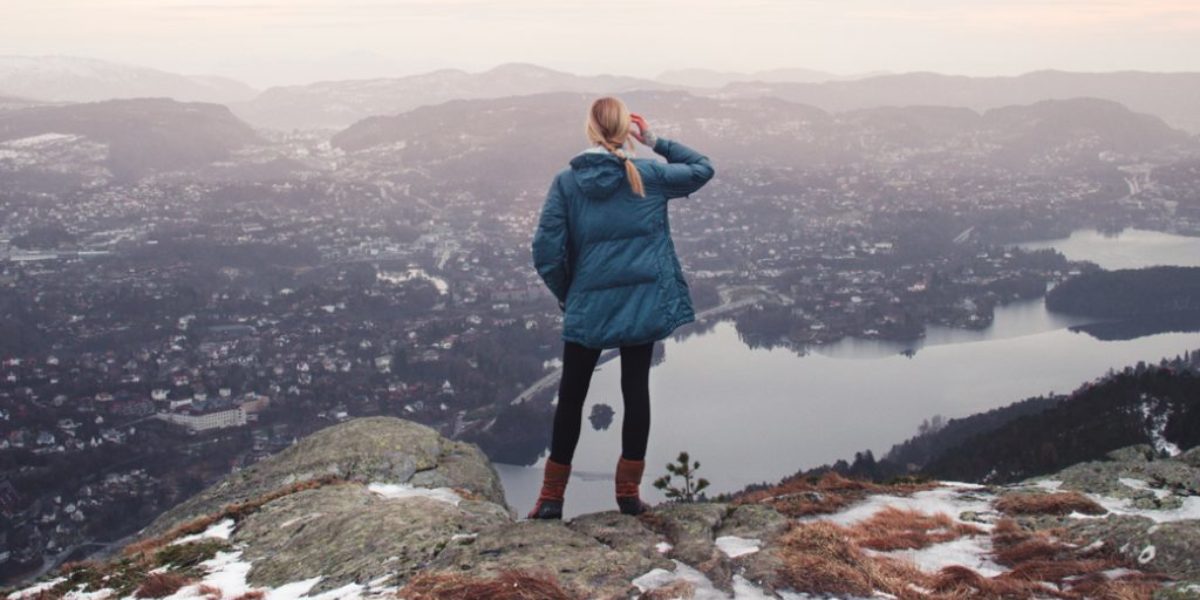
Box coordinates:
[718,70,1200,134]
[0,98,260,179]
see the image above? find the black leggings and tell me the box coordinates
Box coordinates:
[548,340,654,465]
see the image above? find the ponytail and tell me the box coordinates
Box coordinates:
[599,139,645,198]
[586,96,646,198]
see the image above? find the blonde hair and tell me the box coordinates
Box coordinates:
[585,96,645,197]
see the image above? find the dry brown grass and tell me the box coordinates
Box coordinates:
[769,510,1168,600]
[983,517,1163,598]
[733,472,938,518]
[848,506,985,551]
[995,537,1070,566]
[994,491,1107,516]
[134,573,194,598]
[641,580,697,599]
[396,569,579,600]
[231,591,265,600]
[774,520,933,599]
[990,517,1032,547]
[1066,572,1168,600]
[927,565,1053,597]
[196,583,224,599]
[56,559,104,574]
[1005,558,1115,582]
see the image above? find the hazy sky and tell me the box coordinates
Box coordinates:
[3,0,1198,87]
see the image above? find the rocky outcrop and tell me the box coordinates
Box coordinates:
[1007,445,1200,586]
[234,483,511,591]
[140,416,507,539]
[8,419,1200,600]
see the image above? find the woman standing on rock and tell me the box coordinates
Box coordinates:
[527,96,716,519]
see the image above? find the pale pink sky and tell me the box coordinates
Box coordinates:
[3,0,1198,86]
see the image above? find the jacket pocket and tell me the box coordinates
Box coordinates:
[564,289,588,336]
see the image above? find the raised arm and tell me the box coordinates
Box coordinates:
[651,135,715,200]
[531,174,570,308]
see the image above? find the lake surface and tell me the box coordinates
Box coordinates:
[1015,228,1200,270]
[496,229,1200,517]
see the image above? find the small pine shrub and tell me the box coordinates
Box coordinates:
[652,451,710,503]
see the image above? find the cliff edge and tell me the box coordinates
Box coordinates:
[6,417,1200,599]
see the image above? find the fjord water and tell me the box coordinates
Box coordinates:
[496,229,1200,517]
[1015,228,1200,269]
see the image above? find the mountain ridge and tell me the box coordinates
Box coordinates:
[0,55,258,105]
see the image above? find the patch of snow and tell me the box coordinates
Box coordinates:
[632,566,682,593]
[58,587,111,600]
[1032,479,1063,490]
[815,487,994,528]
[715,535,761,558]
[1086,493,1200,523]
[163,550,253,599]
[169,518,235,545]
[1139,393,1181,456]
[367,482,463,506]
[367,573,393,587]
[1100,568,1140,580]
[655,541,673,554]
[633,560,777,599]
[731,574,783,599]
[870,536,1004,577]
[7,576,66,599]
[303,582,363,600]
[1117,478,1170,499]
[1137,545,1156,565]
[268,576,323,599]
[939,481,987,490]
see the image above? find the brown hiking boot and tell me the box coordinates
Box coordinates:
[615,456,652,516]
[527,458,570,520]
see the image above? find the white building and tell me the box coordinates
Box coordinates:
[157,408,247,433]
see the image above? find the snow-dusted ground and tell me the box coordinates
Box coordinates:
[1035,477,1200,523]
[811,483,993,529]
[6,548,402,600]
[633,559,785,600]
[1139,393,1182,457]
[715,535,762,558]
[10,477,1194,600]
[869,536,1006,578]
[366,482,463,506]
[6,577,66,599]
[169,518,235,546]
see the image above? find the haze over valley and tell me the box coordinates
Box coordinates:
[3,30,1200,597]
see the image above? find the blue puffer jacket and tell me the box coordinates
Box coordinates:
[531,136,715,349]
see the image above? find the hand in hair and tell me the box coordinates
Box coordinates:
[630,113,657,147]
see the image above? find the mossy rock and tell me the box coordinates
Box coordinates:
[427,519,671,599]
[139,417,507,538]
[235,482,510,593]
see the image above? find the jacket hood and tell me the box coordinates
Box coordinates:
[568,150,625,200]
